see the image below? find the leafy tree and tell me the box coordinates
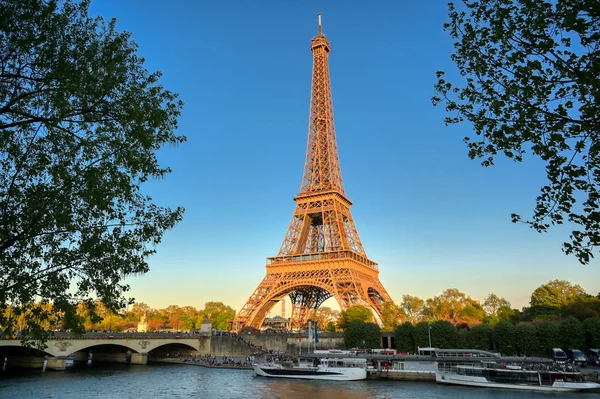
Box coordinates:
[399,295,425,324]
[325,321,337,333]
[536,320,561,355]
[497,306,519,324]
[456,327,469,349]
[164,305,183,331]
[493,321,516,355]
[130,303,152,322]
[344,321,380,349]
[430,320,457,348]
[468,323,492,350]
[85,301,112,330]
[75,302,97,331]
[380,301,404,332]
[483,294,511,316]
[514,323,537,355]
[99,312,123,332]
[425,288,484,324]
[559,316,585,349]
[336,305,372,330]
[309,307,337,330]
[394,321,415,353]
[0,0,184,343]
[433,0,600,264]
[147,318,165,332]
[400,295,425,323]
[530,280,586,317]
[202,302,236,330]
[179,306,200,330]
[457,298,486,324]
[563,296,600,320]
[3,302,57,337]
[412,321,432,349]
[583,317,600,348]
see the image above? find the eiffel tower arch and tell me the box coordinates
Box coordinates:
[233,15,392,332]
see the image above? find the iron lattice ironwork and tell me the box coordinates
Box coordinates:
[233,15,392,332]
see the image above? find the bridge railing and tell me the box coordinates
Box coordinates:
[1,332,209,340]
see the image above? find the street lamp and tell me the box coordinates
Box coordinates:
[428,321,432,348]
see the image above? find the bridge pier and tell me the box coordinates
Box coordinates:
[45,357,67,371]
[130,353,147,365]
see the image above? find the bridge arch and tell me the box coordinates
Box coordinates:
[0,337,203,358]
[146,341,200,358]
[59,341,141,358]
[0,343,52,357]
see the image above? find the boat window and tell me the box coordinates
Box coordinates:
[392,362,404,371]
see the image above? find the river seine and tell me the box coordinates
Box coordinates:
[0,363,592,398]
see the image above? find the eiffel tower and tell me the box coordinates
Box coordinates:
[233,15,392,332]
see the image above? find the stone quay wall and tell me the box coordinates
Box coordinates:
[237,333,345,355]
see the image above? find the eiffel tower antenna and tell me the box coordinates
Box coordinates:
[233,15,392,332]
[318,13,322,34]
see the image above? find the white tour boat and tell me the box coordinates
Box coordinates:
[253,356,367,381]
[436,364,600,392]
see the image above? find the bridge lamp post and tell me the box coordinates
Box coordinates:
[428,321,432,348]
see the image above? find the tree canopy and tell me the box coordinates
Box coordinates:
[424,288,485,324]
[483,294,511,316]
[401,295,425,323]
[343,321,381,349]
[201,302,236,330]
[309,307,339,331]
[433,0,600,264]
[380,301,405,332]
[530,279,587,317]
[0,0,184,342]
[336,305,373,330]
[394,321,415,353]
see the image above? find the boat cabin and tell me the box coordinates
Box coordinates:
[296,356,366,369]
[455,365,585,386]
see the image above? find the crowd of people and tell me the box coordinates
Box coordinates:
[211,330,265,355]
[181,354,252,368]
[518,360,581,372]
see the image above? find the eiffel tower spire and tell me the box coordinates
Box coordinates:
[232,15,392,332]
[300,13,344,196]
[278,14,363,258]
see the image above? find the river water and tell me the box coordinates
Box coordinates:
[0,363,593,399]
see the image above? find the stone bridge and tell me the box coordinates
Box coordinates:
[0,332,345,371]
[0,333,212,370]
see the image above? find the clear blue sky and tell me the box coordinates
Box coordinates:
[89,0,598,313]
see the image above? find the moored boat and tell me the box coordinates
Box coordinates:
[253,356,367,381]
[436,364,600,392]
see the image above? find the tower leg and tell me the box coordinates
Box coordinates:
[232,273,280,331]
[290,303,312,331]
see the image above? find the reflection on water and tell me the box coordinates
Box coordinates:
[0,363,589,399]
[251,378,392,399]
